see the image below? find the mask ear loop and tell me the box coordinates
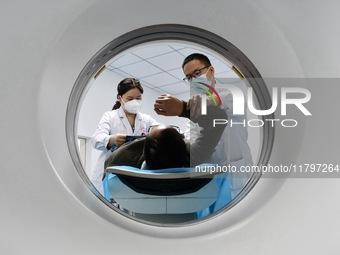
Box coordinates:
[118,95,126,105]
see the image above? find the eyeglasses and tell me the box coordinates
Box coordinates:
[183,66,210,83]
[148,125,180,134]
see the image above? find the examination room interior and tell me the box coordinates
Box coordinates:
[78,42,260,179]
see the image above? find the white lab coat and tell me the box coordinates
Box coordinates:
[185,86,253,200]
[91,107,158,194]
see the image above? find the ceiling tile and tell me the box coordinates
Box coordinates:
[141,72,179,87]
[106,65,115,71]
[105,44,240,98]
[109,68,137,79]
[118,61,162,78]
[177,48,200,57]
[167,68,185,81]
[215,70,240,79]
[159,82,190,95]
[178,48,216,61]
[139,80,153,89]
[147,51,185,71]
[152,87,169,94]
[169,44,187,50]
[109,53,142,68]
[211,58,232,74]
[133,45,174,59]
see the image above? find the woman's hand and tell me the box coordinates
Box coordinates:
[108,133,127,148]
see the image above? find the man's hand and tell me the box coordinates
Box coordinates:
[154,94,184,116]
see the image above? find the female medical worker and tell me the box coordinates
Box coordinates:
[91,78,158,194]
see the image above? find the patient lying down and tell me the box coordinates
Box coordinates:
[105,103,227,170]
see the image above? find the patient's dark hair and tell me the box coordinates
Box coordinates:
[144,128,188,170]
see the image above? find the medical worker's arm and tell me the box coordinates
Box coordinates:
[189,106,228,167]
[91,112,126,150]
[172,99,228,166]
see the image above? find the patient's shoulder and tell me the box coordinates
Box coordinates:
[105,138,146,169]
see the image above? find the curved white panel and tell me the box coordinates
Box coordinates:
[1,0,340,254]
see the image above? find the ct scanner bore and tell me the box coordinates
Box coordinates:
[67,24,274,226]
[35,1,310,238]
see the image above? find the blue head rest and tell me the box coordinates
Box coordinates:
[105,165,219,196]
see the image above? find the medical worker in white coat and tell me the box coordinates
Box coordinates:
[182,53,253,213]
[91,78,158,194]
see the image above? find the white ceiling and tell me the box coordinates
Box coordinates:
[106,43,240,95]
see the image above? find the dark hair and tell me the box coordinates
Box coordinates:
[144,128,188,170]
[182,53,212,69]
[112,78,144,110]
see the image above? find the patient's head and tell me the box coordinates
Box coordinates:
[144,125,187,170]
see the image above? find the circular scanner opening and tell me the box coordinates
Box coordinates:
[66,24,274,226]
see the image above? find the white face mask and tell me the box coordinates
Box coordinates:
[121,98,142,114]
[189,71,213,94]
